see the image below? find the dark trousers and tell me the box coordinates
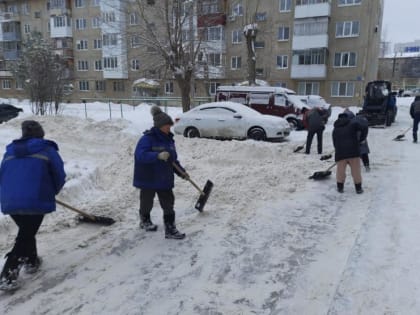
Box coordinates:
[139,189,175,224]
[413,116,420,141]
[306,129,323,154]
[9,214,43,262]
[361,153,370,167]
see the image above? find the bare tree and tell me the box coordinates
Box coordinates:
[13,32,70,115]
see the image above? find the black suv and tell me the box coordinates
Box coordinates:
[0,103,23,123]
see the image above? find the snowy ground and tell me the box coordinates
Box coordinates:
[0,97,418,314]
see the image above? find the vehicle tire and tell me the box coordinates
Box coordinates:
[185,127,200,138]
[248,127,266,141]
[287,118,299,130]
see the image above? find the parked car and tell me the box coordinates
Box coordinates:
[0,103,23,123]
[173,101,291,141]
[402,88,420,97]
[296,95,332,120]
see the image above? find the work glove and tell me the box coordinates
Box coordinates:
[182,172,190,181]
[157,151,170,161]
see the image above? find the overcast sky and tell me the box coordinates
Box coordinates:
[383,0,420,45]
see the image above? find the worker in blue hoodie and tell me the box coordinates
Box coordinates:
[0,120,66,290]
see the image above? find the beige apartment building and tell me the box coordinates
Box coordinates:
[0,0,383,107]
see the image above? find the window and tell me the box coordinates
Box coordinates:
[298,82,320,95]
[165,81,174,94]
[294,18,328,36]
[92,16,101,28]
[54,15,70,28]
[103,34,118,46]
[278,26,290,41]
[103,12,116,23]
[206,26,224,41]
[209,82,220,95]
[103,57,118,69]
[75,18,87,30]
[231,56,241,69]
[94,60,102,70]
[92,0,100,6]
[24,24,30,34]
[113,81,125,92]
[15,80,24,89]
[95,80,105,91]
[232,30,242,44]
[93,38,102,49]
[207,53,222,67]
[131,59,140,70]
[21,3,30,15]
[279,0,291,12]
[77,60,89,71]
[2,80,11,89]
[334,52,357,67]
[76,40,88,50]
[297,0,330,4]
[131,35,141,48]
[255,41,265,48]
[293,48,327,65]
[336,21,360,38]
[255,12,267,22]
[75,0,85,8]
[338,0,361,6]
[232,2,243,16]
[256,68,264,76]
[79,80,89,91]
[331,81,355,97]
[34,11,41,18]
[276,55,288,69]
[130,12,139,25]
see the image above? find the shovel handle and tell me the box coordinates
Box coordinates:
[327,163,337,171]
[171,162,205,196]
[56,199,96,221]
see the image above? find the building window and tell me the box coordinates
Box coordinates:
[207,53,222,67]
[79,80,89,91]
[93,38,102,49]
[206,26,224,41]
[54,16,71,28]
[298,82,320,95]
[15,80,24,89]
[92,16,101,28]
[130,12,139,25]
[256,68,264,76]
[131,35,141,48]
[294,19,328,36]
[279,0,291,12]
[21,3,30,15]
[77,60,89,71]
[75,0,85,8]
[75,18,87,30]
[276,55,288,69]
[34,11,41,18]
[76,40,88,50]
[103,12,116,23]
[92,0,100,6]
[293,48,327,65]
[336,21,360,38]
[113,81,125,92]
[331,81,355,97]
[24,24,30,34]
[165,81,174,94]
[231,56,241,69]
[255,12,267,22]
[232,2,243,17]
[209,82,220,95]
[232,30,242,44]
[103,57,118,69]
[94,60,102,70]
[95,80,105,91]
[277,26,290,41]
[334,52,357,67]
[103,34,118,46]
[131,59,140,70]
[2,80,11,89]
[338,0,361,6]
[255,41,265,48]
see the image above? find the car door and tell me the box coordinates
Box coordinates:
[198,107,246,138]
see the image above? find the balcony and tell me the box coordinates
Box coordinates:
[295,2,331,19]
[198,13,226,27]
[292,34,328,50]
[53,48,74,59]
[103,68,128,79]
[0,70,13,77]
[3,49,21,60]
[49,8,71,16]
[0,12,20,21]
[291,64,327,79]
[50,25,72,38]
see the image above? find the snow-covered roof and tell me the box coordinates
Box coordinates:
[132,78,160,88]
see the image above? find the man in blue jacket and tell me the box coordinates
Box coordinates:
[133,106,189,240]
[0,120,66,290]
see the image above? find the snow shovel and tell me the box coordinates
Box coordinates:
[320,150,334,161]
[293,142,305,153]
[309,163,337,180]
[393,127,411,141]
[172,162,213,212]
[56,199,115,226]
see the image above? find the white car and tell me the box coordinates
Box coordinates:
[173,101,291,141]
[296,95,332,118]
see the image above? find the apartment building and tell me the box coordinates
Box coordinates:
[0,0,383,107]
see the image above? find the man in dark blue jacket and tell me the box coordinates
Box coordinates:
[0,120,66,290]
[133,106,188,240]
[410,95,420,143]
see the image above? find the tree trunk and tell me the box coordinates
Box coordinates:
[176,69,193,112]
[244,27,258,86]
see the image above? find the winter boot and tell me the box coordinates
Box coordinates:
[355,183,364,194]
[0,253,22,291]
[140,215,158,232]
[24,256,42,274]
[337,182,344,193]
[365,165,370,172]
[165,223,186,240]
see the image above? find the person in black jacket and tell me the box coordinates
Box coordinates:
[303,107,328,154]
[332,110,368,194]
[410,95,420,143]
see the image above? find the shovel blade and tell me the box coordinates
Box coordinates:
[393,135,405,141]
[309,170,332,180]
[293,145,304,153]
[78,215,116,226]
[320,154,332,161]
[194,180,213,212]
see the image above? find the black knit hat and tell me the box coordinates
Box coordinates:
[21,120,45,139]
[151,105,174,128]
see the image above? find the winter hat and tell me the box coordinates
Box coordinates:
[151,105,174,128]
[21,120,45,139]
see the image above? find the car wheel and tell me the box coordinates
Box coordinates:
[248,127,266,141]
[287,118,299,130]
[185,127,200,138]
